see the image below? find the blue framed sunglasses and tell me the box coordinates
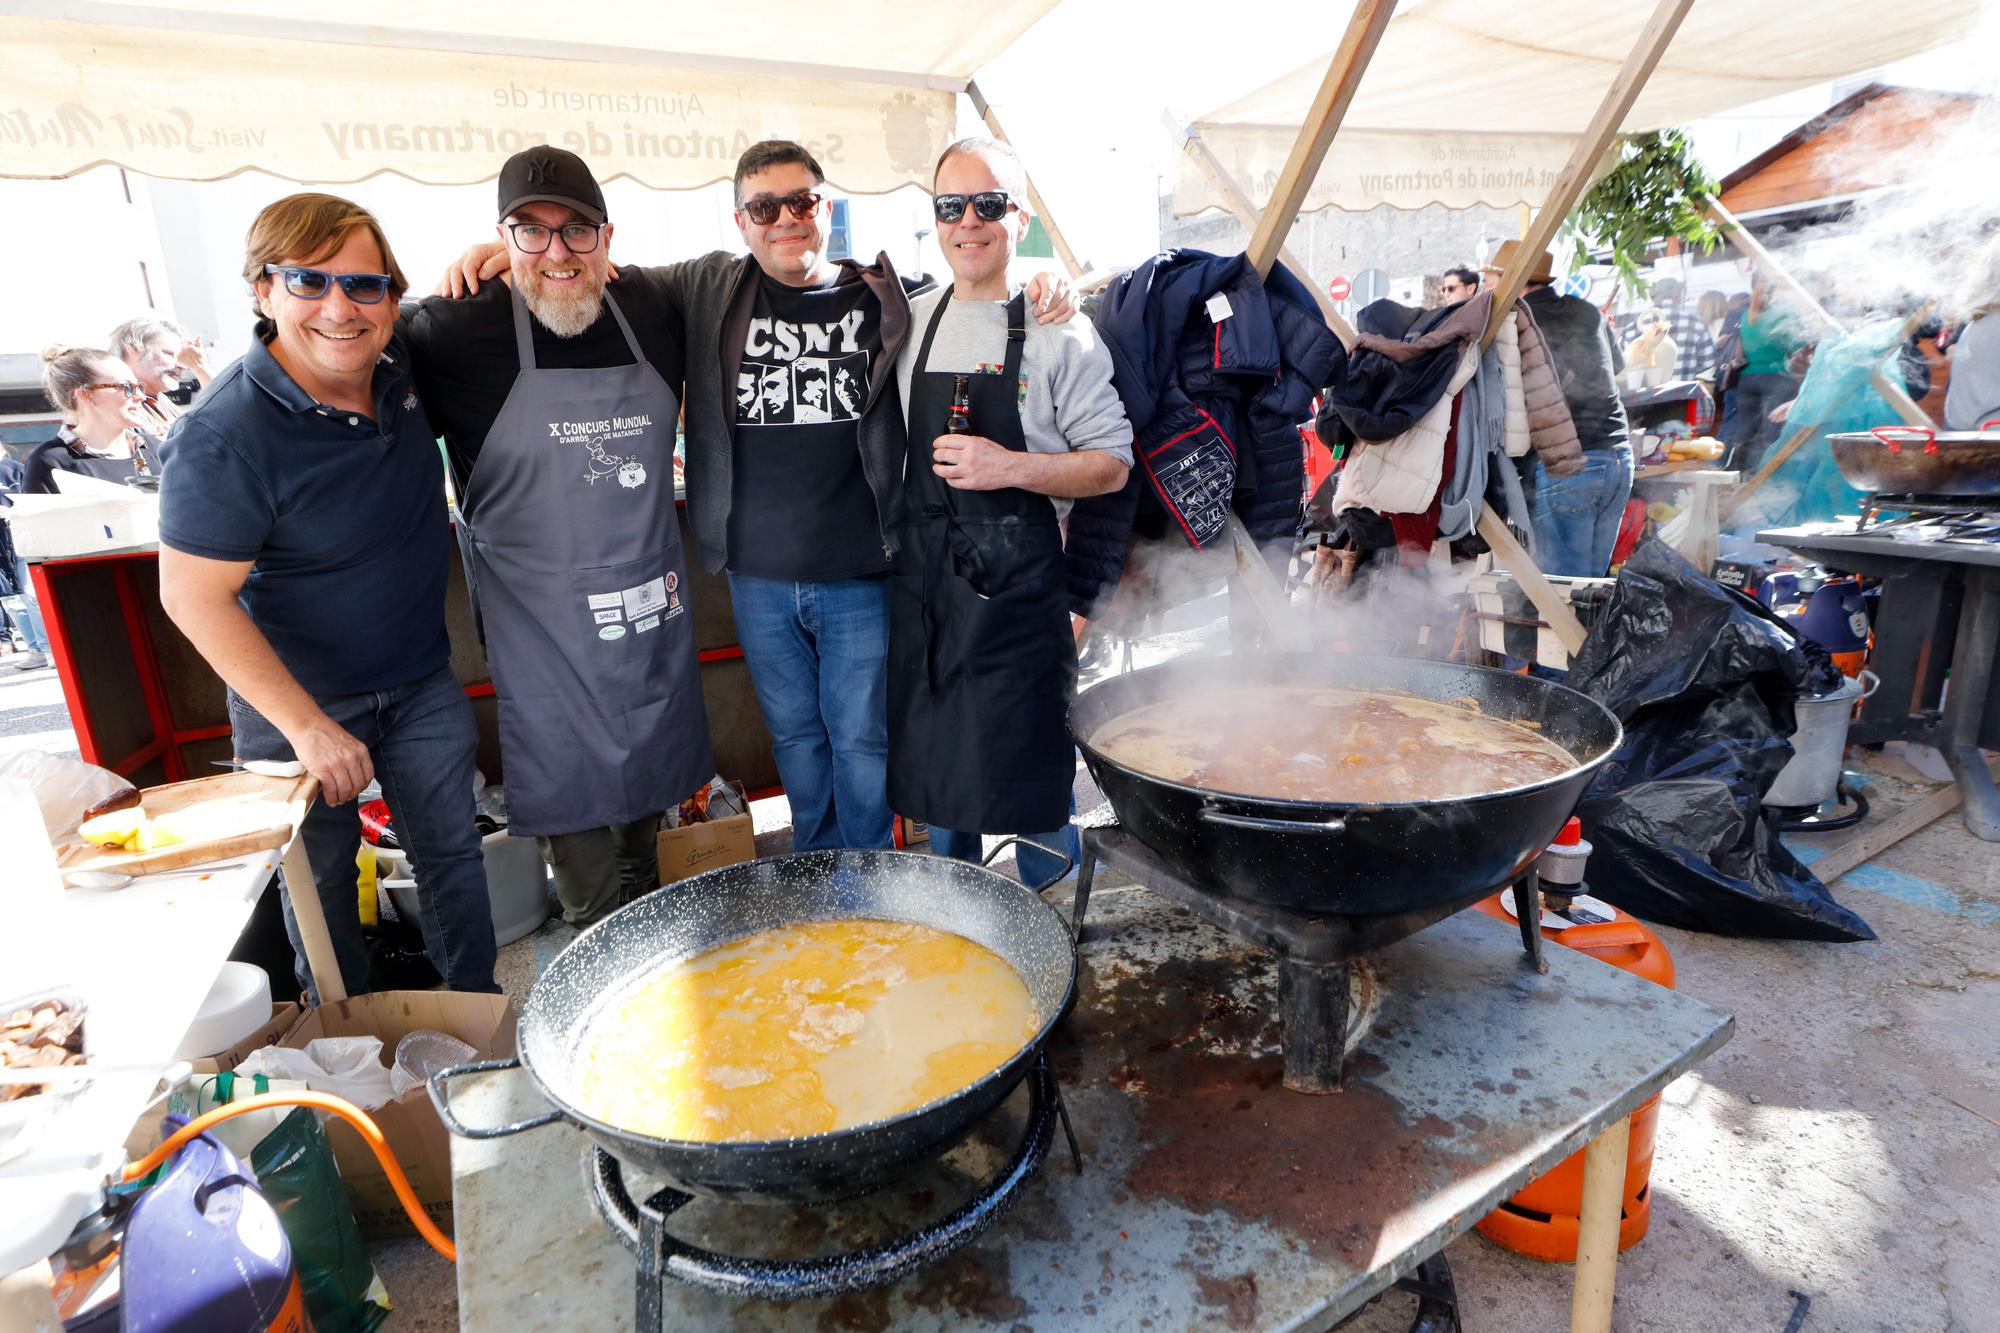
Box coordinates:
[263,264,395,304]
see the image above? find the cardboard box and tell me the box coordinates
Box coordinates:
[188,1002,303,1075]
[283,990,514,1241]
[657,810,757,883]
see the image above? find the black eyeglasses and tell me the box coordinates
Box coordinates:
[504,221,603,254]
[263,264,395,304]
[83,382,145,400]
[931,191,1018,224]
[738,191,822,226]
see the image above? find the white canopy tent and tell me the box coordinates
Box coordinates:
[1175,0,1983,216]
[1,1,1060,191]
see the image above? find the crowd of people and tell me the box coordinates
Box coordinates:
[0,320,213,670]
[15,141,1999,1000]
[50,137,1120,1000]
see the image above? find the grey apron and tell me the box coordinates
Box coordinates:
[458,288,713,837]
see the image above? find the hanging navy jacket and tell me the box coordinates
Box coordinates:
[1067,249,1344,618]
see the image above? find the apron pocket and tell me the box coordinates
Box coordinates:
[570,550,695,698]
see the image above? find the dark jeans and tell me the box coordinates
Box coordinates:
[1530,447,1634,578]
[537,814,660,928]
[1724,371,1798,474]
[230,665,497,999]
[726,571,893,851]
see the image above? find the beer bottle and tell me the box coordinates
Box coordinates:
[945,374,974,435]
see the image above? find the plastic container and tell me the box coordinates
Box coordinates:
[382,829,550,947]
[114,1121,306,1332]
[173,963,273,1061]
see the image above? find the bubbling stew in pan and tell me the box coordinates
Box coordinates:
[1090,685,1578,803]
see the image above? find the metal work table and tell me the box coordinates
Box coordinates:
[1759,521,2000,840]
[448,880,1731,1331]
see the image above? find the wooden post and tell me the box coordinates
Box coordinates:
[1478,507,1590,655]
[1571,1115,1632,1333]
[1481,0,1699,349]
[965,80,1085,280]
[1180,127,1356,345]
[1242,0,1398,278]
[1709,198,1930,429]
[279,779,346,1003]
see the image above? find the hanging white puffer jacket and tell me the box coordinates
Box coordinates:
[1493,314,1532,457]
[1332,340,1482,516]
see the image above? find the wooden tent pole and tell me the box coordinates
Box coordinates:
[965,80,1085,280]
[1709,197,1930,429]
[1179,127,1357,346]
[1243,0,1397,278]
[1480,0,1699,349]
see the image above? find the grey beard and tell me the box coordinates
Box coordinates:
[523,281,604,338]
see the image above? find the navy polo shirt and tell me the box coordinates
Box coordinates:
[159,334,451,696]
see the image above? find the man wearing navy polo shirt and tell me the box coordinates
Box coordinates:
[158,193,497,999]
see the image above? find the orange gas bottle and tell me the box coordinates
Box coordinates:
[1472,818,1674,1261]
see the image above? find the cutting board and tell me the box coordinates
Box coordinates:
[57,771,320,878]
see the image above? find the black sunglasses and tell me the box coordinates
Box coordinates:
[263,264,395,304]
[931,191,1018,224]
[738,191,822,226]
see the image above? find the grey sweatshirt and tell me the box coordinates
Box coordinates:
[895,286,1134,518]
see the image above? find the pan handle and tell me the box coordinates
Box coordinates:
[1870,425,1933,451]
[1982,417,2000,431]
[1199,802,1347,836]
[428,1057,564,1139]
[982,836,1075,887]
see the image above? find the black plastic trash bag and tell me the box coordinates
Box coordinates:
[1563,539,1874,941]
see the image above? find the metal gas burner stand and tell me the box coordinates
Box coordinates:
[1759,519,2000,840]
[1074,825,1548,1091]
[449,878,1731,1332]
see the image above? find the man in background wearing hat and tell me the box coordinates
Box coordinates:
[400,147,713,927]
[1486,240,1633,576]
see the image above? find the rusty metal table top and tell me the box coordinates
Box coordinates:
[450,878,1733,1331]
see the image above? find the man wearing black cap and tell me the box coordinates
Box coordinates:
[399,146,713,927]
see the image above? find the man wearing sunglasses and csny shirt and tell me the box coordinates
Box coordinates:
[158,193,498,1000]
[446,139,1075,855]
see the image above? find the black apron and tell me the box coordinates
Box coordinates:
[887,291,1074,834]
[457,288,713,837]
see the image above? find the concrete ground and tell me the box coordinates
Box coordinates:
[12,618,1998,1331]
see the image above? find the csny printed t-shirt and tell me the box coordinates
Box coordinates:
[728,268,886,580]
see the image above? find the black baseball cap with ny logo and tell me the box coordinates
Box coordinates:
[497,146,607,224]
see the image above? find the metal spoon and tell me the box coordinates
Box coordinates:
[63,862,248,890]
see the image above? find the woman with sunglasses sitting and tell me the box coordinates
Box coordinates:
[25,346,165,493]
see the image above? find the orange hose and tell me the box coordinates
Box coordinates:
[121,1090,456,1262]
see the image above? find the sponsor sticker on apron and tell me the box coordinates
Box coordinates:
[636,615,661,633]
[622,576,669,620]
[599,623,627,641]
[592,607,623,624]
[587,592,622,610]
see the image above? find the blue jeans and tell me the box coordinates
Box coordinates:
[229,666,496,999]
[1531,447,1634,578]
[4,553,48,654]
[930,822,1080,890]
[726,572,893,851]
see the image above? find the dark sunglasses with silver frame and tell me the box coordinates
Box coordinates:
[262,264,395,304]
[504,220,604,254]
[738,190,823,226]
[931,191,1019,225]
